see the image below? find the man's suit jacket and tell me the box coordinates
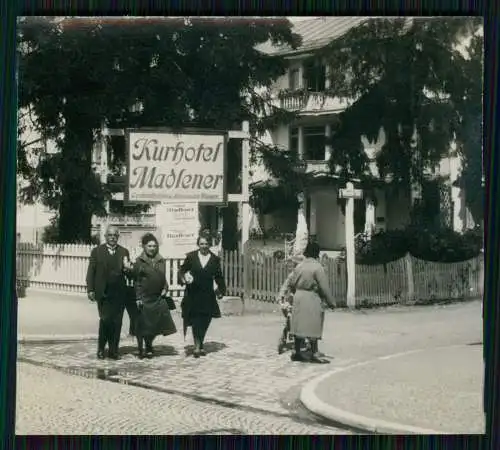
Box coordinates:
[86,244,130,302]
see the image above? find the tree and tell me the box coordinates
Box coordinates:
[315,17,483,224]
[18,17,300,243]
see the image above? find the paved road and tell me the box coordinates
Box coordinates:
[16,363,347,435]
[18,293,483,361]
[312,344,484,434]
[17,293,483,434]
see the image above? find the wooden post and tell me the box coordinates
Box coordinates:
[243,244,252,313]
[99,124,109,244]
[404,252,415,302]
[339,182,363,309]
[241,121,250,254]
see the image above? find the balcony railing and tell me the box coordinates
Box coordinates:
[277,90,352,114]
[279,93,308,110]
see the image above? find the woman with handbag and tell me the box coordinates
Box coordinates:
[128,233,177,359]
[178,231,226,358]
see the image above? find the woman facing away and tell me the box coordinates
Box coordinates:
[287,241,336,363]
[129,233,177,359]
[178,232,226,358]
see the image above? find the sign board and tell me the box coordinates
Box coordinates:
[156,203,199,258]
[125,129,227,205]
[339,183,363,200]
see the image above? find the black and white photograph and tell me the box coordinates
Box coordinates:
[15,16,484,435]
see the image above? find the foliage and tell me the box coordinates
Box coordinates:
[452,33,483,225]
[40,215,60,244]
[18,17,301,243]
[317,17,483,219]
[356,225,483,264]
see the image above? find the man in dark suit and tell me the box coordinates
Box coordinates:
[86,225,132,360]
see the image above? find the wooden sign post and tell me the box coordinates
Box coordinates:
[339,182,363,309]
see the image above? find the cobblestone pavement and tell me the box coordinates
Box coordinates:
[18,294,483,362]
[18,330,358,422]
[17,295,482,434]
[17,363,348,435]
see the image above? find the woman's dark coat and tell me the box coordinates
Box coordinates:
[178,250,226,336]
[132,253,177,338]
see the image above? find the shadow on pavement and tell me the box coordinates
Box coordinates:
[119,344,179,357]
[184,428,244,435]
[184,341,227,356]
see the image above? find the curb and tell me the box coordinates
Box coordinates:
[300,347,465,435]
[17,334,133,344]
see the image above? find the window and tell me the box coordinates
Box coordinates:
[289,68,300,90]
[303,126,326,161]
[289,127,299,153]
[303,59,326,92]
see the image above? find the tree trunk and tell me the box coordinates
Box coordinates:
[222,203,239,251]
[58,110,96,243]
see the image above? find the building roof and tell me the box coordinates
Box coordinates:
[256,17,368,56]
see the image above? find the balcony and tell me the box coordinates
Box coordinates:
[276,90,353,115]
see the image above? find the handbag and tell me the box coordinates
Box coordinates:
[163,295,176,310]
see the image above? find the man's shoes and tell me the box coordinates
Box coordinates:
[199,349,206,356]
[108,351,120,360]
[97,350,105,360]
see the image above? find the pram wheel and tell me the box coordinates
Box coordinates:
[278,337,287,354]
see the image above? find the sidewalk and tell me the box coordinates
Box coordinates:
[18,291,483,360]
[301,344,484,434]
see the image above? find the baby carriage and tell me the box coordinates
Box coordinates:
[277,293,311,355]
[277,295,294,354]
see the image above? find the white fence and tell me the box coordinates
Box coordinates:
[16,243,242,299]
[16,243,484,306]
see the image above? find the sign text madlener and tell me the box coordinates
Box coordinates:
[127,131,226,203]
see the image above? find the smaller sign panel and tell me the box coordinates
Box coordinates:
[156,203,199,258]
[339,187,363,199]
[126,130,227,204]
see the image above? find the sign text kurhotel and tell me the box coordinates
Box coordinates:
[126,131,226,204]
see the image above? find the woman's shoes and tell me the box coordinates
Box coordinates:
[193,349,201,358]
[137,350,145,359]
[199,349,206,356]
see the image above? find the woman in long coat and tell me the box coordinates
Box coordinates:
[288,241,336,363]
[178,233,226,358]
[131,233,177,359]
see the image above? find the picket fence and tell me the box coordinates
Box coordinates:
[16,243,484,307]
